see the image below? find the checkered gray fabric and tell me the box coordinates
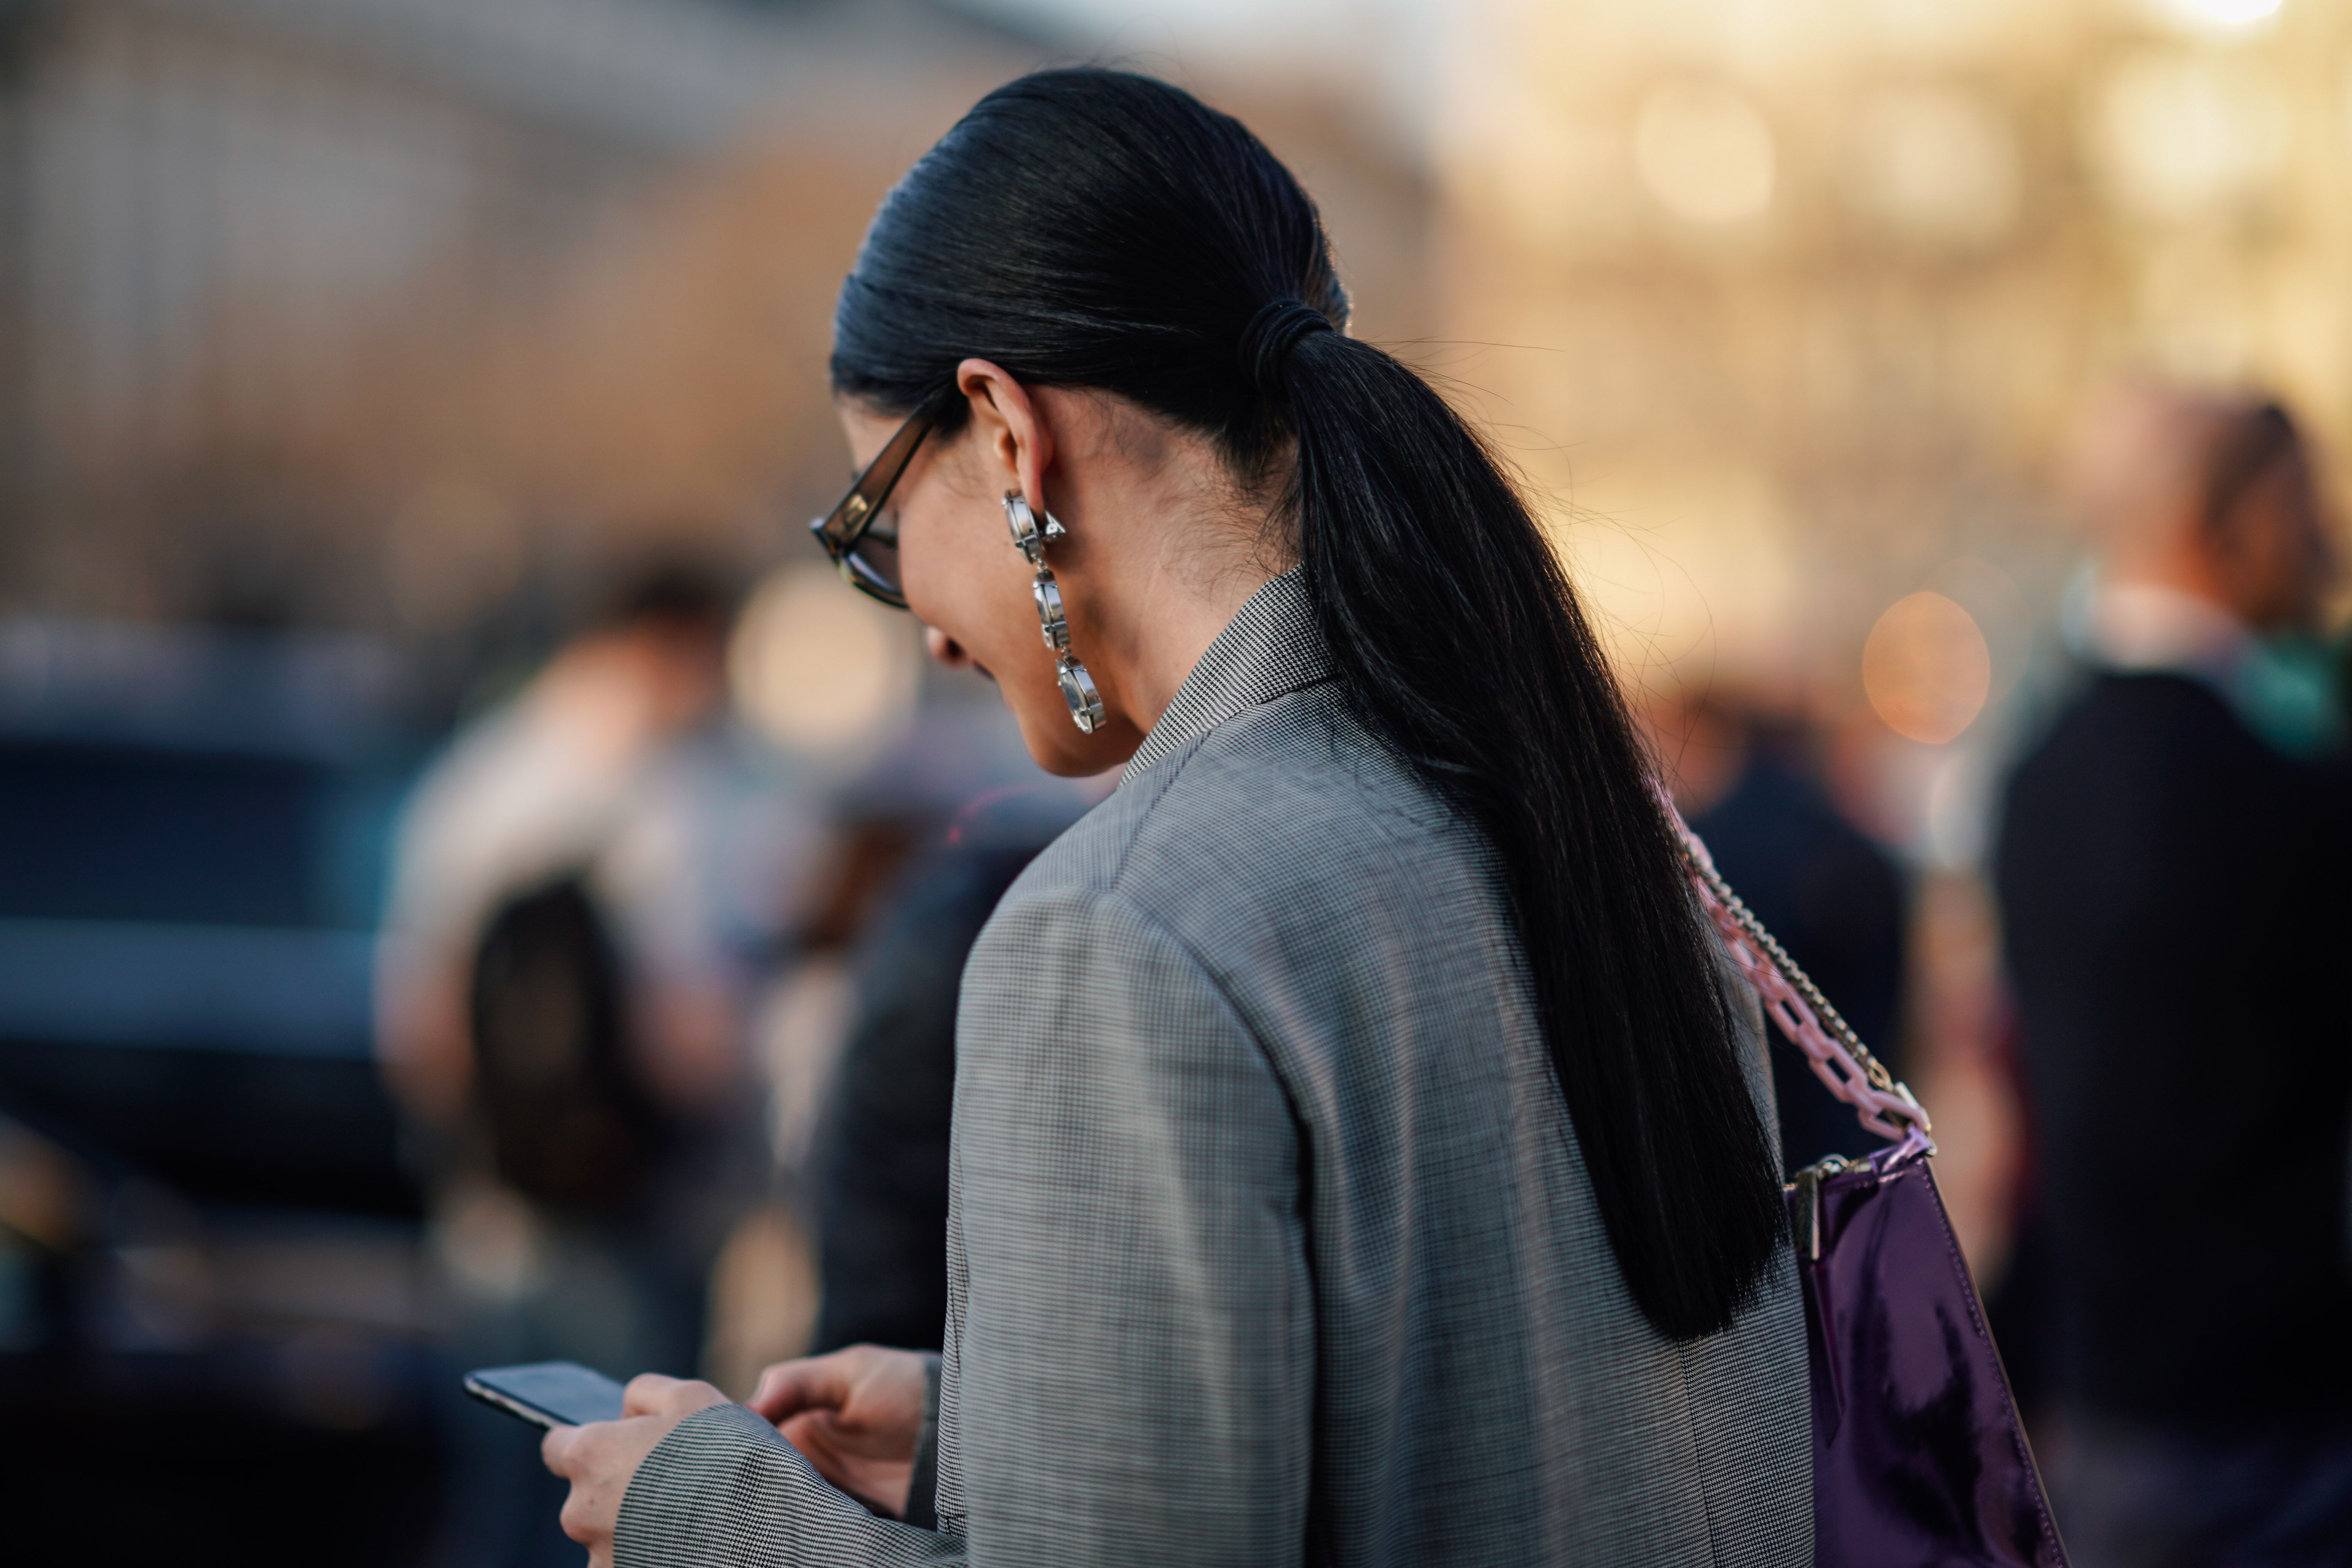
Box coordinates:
[614,570,1810,1566]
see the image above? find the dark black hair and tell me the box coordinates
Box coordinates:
[2199,399,2301,539]
[832,68,1783,1339]
[470,877,665,1214]
[597,558,739,637]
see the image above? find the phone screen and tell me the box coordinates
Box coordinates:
[464,1361,629,1429]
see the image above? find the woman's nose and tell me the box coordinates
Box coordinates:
[924,625,971,669]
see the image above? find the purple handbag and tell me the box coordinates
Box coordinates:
[1677,820,2067,1568]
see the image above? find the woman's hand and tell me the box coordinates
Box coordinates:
[749,1344,932,1517]
[542,1374,728,1568]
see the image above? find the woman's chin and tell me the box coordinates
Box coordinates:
[1012,702,1144,778]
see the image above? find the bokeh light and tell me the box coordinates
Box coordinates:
[1862,590,1993,745]
[1843,87,2020,248]
[2089,50,2288,220]
[2141,0,2286,36]
[729,565,920,759]
[1634,80,1777,227]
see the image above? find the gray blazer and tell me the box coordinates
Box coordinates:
[615,570,1810,1566]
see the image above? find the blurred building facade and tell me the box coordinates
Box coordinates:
[0,0,1047,632]
[0,0,1436,645]
[7,0,2342,791]
[1433,0,2352,792]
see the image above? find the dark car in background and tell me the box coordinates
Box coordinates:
[0,617,444,1565]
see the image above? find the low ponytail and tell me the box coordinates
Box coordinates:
[831,68,1785,1339]
[1275,324,1785,1337]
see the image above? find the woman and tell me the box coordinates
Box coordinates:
[544,68,1808,1566]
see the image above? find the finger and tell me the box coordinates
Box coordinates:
[659,1379,727,1419]
[749,1354,853,1422]
[558,1475,616,1557]
[623,1372,683,1417]
[776,1412,847,1483]
[542,1422,581,1476]
[559,1480,594,1546]
[777,1410,832,1453]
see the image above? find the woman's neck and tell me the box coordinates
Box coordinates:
[1036,390,1291,739]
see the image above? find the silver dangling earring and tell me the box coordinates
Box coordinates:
[1002,491,1106,734]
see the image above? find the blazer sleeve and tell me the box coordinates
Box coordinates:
[614,1403,963,1568]
[611,885,1314,1566]
[937,884,1315,1562]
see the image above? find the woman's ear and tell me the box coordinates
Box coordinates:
[957,359,1054,512]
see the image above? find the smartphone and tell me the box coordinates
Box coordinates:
[464,1361,629,1430]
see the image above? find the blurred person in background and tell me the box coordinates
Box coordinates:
[1661,689,1910,1172]
[539,69,1808,1568]
[376,564,812,1567]
[1995,385,2352,1566]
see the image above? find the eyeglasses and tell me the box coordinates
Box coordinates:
[807,403,939,609]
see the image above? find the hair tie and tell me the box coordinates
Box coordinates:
[1238,297,1334,396]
